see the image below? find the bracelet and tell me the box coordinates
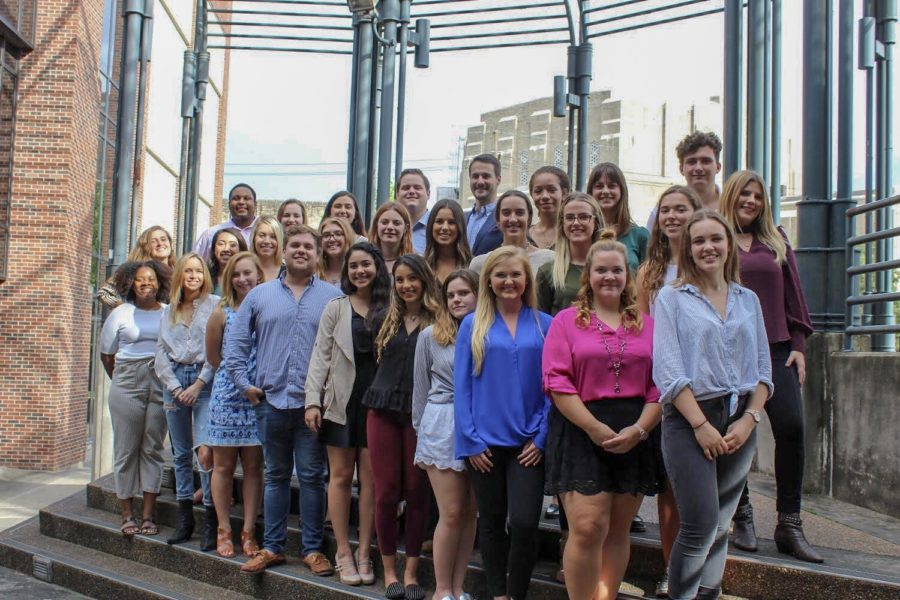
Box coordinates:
[692,419,708,430]
[633,423,648,441]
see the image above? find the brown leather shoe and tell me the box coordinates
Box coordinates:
[240,549,286,574]
[303,551,334,576]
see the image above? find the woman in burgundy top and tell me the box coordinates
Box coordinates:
[721,170,822,564]
[542,229,663,600]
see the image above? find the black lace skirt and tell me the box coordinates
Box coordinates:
[544,397,664,497]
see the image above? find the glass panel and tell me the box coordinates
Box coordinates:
[0,0,19,30]
[0,68,15,282]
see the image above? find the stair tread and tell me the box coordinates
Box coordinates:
[0,516,255,600]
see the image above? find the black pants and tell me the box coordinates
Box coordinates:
[739,342,805,514]
[469,445,545,599]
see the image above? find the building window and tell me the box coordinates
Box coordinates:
[554,145,563,169]
[590,141,600,167]
[520,151,529,186]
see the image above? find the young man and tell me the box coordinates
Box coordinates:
[466,153,504,256]
[194,183,259,260]
[226,225,342,576]
[396,168,431,254]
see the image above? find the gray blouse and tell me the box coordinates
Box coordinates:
[155,294,219,394]
[412,326,456,431]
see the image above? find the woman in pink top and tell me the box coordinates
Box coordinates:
[542,229,664,600]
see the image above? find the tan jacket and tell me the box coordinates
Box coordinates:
[305,296,356,425]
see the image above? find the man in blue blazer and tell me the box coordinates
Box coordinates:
[466,153,505,256]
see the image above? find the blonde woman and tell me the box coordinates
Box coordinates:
[317,217,355,286]
[154,253,220,548]
[543,230,663,600]
[251,216,283,282]
[454,246,553,600]
[369,202,414,272]
[205,252,265,558]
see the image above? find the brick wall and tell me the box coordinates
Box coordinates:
[0,0,105,469]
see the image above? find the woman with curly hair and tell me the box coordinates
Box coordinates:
[542,230,663,600]
[362,254,440,600]
[100,260,171,537]
[97,226,175,309]
[422,199,472,283]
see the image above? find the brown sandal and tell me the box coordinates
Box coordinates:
[121,516,139,537]
[216,528,236,558]
[241,530,260,557]
[140,518,159,536]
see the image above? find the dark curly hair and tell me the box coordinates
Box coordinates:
[113,260,171,304]
[675,131,722,166]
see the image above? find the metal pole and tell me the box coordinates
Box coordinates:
[351,14,374,217]
[771,0,783,221]
[566,44,576,185]
[130,0,154,245]
[835,0,856,334]
[110,0,146,270]
[367,25,383,223]
[862,5,876,331]
[185,0,208,250]
[796,0,831,330]
[177,51,196,254]
[394,0,411,184]
[347,18,361,190]
[575,43,592,191]
[376,0,400,205]
[748,0,766,172]
[724,0,744,177]
[763,0,772,183]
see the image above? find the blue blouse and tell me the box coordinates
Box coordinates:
[652,283,774,413]
[453,306,553,458]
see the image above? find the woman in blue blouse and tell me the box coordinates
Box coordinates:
[454,246,553,600]
[652,210,772,600]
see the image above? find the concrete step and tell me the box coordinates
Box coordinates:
[0,516,254,600]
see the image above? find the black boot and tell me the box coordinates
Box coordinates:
[774,513,824,563]
[167,499,195,545]
[731,501,758,552]
[695,585,720,599]
[200,504,218,551]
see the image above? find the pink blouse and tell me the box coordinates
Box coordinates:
[542,307,660,404]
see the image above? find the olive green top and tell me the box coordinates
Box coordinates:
[536,262,584,316]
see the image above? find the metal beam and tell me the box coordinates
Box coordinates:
[377,0,400,205]
[747,0,765,172]
[723,0,743,177]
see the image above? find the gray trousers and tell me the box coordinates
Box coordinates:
[108,357,168,500]
[662,395,756,600]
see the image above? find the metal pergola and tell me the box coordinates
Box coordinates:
[106,0,897,347]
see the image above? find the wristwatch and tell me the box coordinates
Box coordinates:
[744,409,762,424]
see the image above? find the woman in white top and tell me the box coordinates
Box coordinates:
[100,261,169,537]
[154,252,220,548]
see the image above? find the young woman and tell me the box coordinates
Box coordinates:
[317,217,355,286]
[325,190,367,239]
[537,192,603,317]
[423,199,472,283]
[208,228,248,294]
[98,226,175,309]
[277,198,307,228]
[362,254,440,600]
[542,230,663,600]
[653,210,772,600]
[468,190,555,275]
[305,242,391,587]
[454,246,553,600]
[205,252,265,558]
[412,270,479,600]
[154,253,220,549]
[721,170,820,563]
[251,216,283,282]
[529,166,570,250]
[635,185,701,598]
[369,202,414,273]
[100,261,170,537]
[588,162,649,273]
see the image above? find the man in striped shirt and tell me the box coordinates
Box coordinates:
[226,224,342,576]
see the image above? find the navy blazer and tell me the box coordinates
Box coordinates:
[469,213,503,257]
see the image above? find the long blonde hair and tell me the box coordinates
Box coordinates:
[675,210,741,287]
[169,253,213,324]
[551,192,603,289]
[641,185,702,300]
[470,246,540,375]
[251,216,284,266]
[375,254,441,360]
[720,169,787,264]
[432,269,479,347]
[573,230,643,332]
[219,251,263,309]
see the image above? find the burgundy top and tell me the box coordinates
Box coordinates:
[542,307,660,404]
[738,233,813,353]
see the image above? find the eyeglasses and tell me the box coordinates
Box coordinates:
[563,213,594,224]
[322,232,345,240]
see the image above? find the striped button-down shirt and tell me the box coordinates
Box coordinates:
[652,282,773,413]
[225,273,342,409]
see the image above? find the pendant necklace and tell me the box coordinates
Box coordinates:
[597,316,626,393]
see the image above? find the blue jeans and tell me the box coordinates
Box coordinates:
[162,363,212,506]
[662,395,756,600]
[255,400,326,556]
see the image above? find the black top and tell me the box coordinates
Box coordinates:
[362,322,420,414]
[349,310,376,401]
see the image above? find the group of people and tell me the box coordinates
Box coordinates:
[98,129,822,600]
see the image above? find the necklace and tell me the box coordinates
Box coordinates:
[596,316,626,393]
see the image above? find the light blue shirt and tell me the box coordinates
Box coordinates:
[454,307,553,458]
[466,202,496,244]
[652,282,773,413]
[411,209,430,254]
[225,273,342,409]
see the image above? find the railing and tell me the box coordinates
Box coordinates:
[844,193,900,350]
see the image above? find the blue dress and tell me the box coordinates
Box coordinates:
[207,307,260,446]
